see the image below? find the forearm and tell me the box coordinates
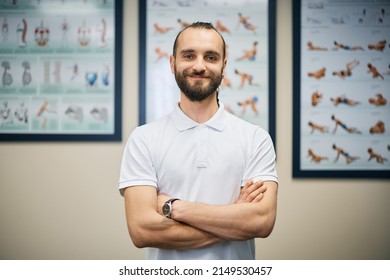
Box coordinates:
[129,210,224,249]
[171,182,278,240]
[124,186,224,250]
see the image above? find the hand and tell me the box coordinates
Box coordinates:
[236,180,267,203]
[157,193,172,214]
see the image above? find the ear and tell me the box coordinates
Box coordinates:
[222,58,227,77]
[169,55,175,74]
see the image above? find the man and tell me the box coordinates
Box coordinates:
[119,22,278,260]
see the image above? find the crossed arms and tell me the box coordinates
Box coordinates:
[123,180,278,250]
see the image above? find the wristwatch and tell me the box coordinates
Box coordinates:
[162,198,180,218]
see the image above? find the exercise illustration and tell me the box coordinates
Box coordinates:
[215,20,231,35]
[154,47,169,61]
[367,63,384,79]
[369,121,385,134]
[236,42,258,62]
[153,23,174,34]
[236,13,257,35]
[311,91,323,106]
[307,149,328,163]
[332,59,359,79]
[237,96,259,116]
[332,41,364,51]
[367,148,387,164]
[308,67,326,79]
[369,93,387,106]
[307,41,328,51]
[308,121,329,133]
[177,19,190,29]
[368,39,387,51]
[234,69,260,89]
[332,144,359,164]
[331,114,362,134]
[330,95,360,106]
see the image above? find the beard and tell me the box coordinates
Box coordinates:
[174,66,223,102]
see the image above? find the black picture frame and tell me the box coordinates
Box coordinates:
[0,0,123,142]
[292,0,390,178]
[139,0,276,143]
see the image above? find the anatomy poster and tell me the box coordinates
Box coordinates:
[0,0,122,141]
[293,0,390,177]
[139,0,276,140]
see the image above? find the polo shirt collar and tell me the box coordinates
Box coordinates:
[171,103,227,132]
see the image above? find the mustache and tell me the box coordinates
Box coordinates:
[184,70,210,78]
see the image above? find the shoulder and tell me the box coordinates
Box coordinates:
[131,114,172,138]
[225,110,269,137]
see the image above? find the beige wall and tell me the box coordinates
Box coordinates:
[0,0,389,260]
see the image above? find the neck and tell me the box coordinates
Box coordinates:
[179,92,219,124]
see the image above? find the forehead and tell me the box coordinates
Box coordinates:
[176,28,224,54]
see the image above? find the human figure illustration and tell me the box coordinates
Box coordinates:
[332,41,364,51]
[221,75,232,89]
[307,149,328,163]
[331,114,361,134]
[237,96,259,116]
[236,42,258,62]
[236,13,257,35]
[369,93,387,106]
[234,69,260,89]
[332,59,359,78]
[330,95,360,106]
[308,121,329,133]
[332,144,359,164]
[153,23,174,34]
[308,67,326,79]
[367,148,387,164]
[36,100,57,129]
[311,91,323,106]
[369,121,385,134]
[215,20,231,35]
[177,19,190,29]
[154,47,169,61]
[368,39,387,51]
[307,41,327,51]
[367,63,384,79]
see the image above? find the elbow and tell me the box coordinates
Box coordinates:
[254,214,276,238]
[128,226,150,248]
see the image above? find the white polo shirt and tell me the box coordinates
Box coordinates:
[119,103,278,259]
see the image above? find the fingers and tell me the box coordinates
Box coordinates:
[237,180,267,203]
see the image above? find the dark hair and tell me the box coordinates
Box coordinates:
[172,22,226,59]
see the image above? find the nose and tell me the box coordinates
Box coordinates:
[192,57,206,73]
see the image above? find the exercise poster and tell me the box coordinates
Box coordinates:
[294,0,390,177]
[0,0,121,141]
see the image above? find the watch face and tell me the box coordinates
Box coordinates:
[162,203,170,216]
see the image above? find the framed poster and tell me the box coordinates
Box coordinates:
[0,0,122,141]
[293,0,390,178]
[139,0,276,142]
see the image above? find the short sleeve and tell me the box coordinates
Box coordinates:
[241,127,278,185]
[118,127,158,196]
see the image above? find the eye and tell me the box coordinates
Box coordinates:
[205,56,218,62]
[182,54,194,60]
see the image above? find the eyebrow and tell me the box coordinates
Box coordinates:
[180,49,221,57]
